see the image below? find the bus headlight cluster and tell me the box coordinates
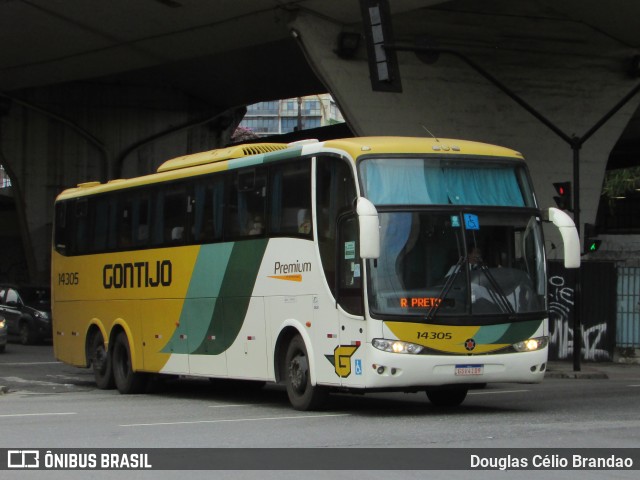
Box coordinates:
[513,336,548,352]
[372,338,424,354]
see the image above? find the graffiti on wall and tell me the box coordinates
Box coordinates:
[548,274,611,361]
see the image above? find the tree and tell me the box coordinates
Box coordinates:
[231,126,259,143]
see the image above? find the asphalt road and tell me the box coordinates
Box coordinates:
[1,343,640,479]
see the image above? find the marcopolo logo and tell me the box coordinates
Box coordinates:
[103,260,172,289]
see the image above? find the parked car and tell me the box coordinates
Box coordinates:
[0,285,52,345]
[0,314,7,353]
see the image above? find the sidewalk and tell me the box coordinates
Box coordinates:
[546,361,640,380]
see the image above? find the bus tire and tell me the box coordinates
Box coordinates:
[112,331,148,394]
[284,335,328,411]
[426,387,468,407]
[90,330,114,389]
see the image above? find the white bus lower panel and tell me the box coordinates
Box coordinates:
[337,344,548,391]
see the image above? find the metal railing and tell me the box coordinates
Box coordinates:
[617,266,640,347]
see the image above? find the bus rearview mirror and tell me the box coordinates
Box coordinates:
[357,197,380,259]
[548,207,580,268]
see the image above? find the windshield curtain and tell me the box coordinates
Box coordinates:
[367,211,547,322]
[359,157,530,207]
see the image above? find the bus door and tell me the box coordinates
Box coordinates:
[335,214,366,387]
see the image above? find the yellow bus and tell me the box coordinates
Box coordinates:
[52,137,579,410]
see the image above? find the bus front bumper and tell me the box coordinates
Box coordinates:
[359,344,548,390]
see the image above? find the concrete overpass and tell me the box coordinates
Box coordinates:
[1,0,639,283]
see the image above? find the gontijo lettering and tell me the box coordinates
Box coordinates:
[103,260,172,289]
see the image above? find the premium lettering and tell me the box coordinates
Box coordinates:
[103,260,172,289]
[274,260,311,275]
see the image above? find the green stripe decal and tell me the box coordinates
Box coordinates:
[228,147,302,170]
[195,239,268,355]
[161,239,269,355]
[493,320,542,344]
[469,320,541,347]
[471,323,510,344]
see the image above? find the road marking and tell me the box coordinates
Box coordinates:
[0,412,77,418]
[0,376,72,387]
[0,362,62,366]
[468,389,530,395]
[120,413,350,427]
[207,404,252,408]
[628,384,640,387]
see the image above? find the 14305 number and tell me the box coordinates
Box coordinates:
[58,272,79,285]
[417,331,452,340]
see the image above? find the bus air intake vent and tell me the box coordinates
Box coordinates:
[157,143,288,172]
[242,144,288,156]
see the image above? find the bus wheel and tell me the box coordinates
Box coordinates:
[112,331,148,394]
[426,387,468,407]
[90,331,114,389]
[284,335,328,411]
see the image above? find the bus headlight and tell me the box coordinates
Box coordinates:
[513,336,548,352]
[0,318,5,329]
[372,338,424,354]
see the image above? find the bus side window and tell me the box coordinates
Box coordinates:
[116,196,133,248]
[122,191,151,248]
[91,195,115,252]
[73,198,88,255]
[54,201,68,255]
[227,168,267,238]
[269,159,312,236]
[133,194,151,247]
[154,184,188,245]
[193,177,223,243]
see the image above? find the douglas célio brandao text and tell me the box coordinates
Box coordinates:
[470,453,634,470]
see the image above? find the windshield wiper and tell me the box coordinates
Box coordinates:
[476,262,515,314]
[426,256,465,322]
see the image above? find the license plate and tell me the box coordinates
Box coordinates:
[455,364,484,376]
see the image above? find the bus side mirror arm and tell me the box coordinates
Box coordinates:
[548,207,580,269]
[357,197,380,259]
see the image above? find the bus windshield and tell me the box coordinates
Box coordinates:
[367,210,546,321]
[359,156,545,322]
[359,156,535,207]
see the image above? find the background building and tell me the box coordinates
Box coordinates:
[238,94,344,137]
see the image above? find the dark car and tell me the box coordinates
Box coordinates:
[0,285,52,345]
[0,314,7,353]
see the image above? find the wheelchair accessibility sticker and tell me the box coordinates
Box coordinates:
[464,214,480,230]
[355,359,362,376]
